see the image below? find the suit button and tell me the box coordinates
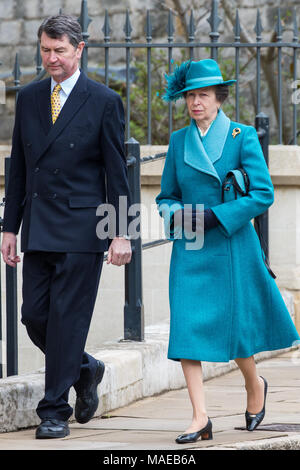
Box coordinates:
[69,143,75,149]
[26,143,32,147]
[33,192,38,198]
[53,168,60,174]
[34,167,40,173]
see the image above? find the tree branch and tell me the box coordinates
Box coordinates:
[220,0,290,142]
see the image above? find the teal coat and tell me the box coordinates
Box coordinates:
[156,110,300,362]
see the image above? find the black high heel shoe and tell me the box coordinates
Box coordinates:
[245,376,268,431]
[175,418,213,444]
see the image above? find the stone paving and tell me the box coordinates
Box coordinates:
[0,350,300,450]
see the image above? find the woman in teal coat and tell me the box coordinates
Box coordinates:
[156,59,300,444]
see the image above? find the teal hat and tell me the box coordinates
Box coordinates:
[162,59,236,102]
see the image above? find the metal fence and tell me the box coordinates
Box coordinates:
[77,0,300,145]
[3,0,300,144]
[0,0,277,377]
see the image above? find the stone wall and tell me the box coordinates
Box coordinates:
[1,0,300,69]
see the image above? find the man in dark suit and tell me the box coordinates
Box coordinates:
[1,15,132,439]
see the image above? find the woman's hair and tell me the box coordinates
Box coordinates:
[183,84,229,104]
[37,15,83,48]
[214,85,229,104]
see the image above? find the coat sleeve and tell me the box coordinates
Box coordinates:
[100,93,131,238]
[2,91,26,234]
[155,133,184,240]
[210,125,274,238]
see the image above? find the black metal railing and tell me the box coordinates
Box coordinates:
[68,1,300,144]
[2,0,300,145]
[73,1,299,145]
[0,159,19,378]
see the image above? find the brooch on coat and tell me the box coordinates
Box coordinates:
[232,127,241,138]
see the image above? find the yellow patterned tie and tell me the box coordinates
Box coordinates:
[51,83,62,124]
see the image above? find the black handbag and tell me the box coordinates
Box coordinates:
[222,168,276,279]
[222,168,250,203]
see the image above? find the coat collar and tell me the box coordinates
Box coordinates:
[184,108,230,184]
[34,71,90,164]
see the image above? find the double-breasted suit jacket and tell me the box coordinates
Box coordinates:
[156,109,300,362]
[3,71,130,252]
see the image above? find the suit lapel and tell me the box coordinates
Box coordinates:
[184,109,230,184]
[33,72,90,165]
[36,77,52,135]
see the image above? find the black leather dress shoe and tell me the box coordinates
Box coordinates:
[75,359,105,424]
[245,376,268,431]
[35,418,70,439]
[175,418,213,444]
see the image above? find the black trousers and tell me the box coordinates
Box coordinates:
[21,251,104,421]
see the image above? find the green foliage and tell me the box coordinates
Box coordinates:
[214,52,254,126]
[126,49,256,142]
[105,48,259,143]
[117,49,190,144]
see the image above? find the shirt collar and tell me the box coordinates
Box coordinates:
[51,68,81,96]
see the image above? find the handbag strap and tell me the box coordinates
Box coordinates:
[254,217,277,279]
[221,168,276,279]
[237,167,250,193]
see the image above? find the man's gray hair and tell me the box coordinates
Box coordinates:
[38,15,83,48]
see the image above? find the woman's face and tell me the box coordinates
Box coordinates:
[185,86,220,125]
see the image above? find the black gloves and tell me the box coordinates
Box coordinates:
[170,208,219,234]
[203,208,220,231]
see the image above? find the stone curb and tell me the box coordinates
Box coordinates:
[206,435,300,450]
[0,322,293,434]
[233,435,300,450]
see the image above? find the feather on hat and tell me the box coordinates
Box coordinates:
[162,60,192,102]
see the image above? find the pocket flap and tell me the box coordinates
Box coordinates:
[68,197,101,208]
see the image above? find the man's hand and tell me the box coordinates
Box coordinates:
[107,237,132,266]
[1,232,21,268]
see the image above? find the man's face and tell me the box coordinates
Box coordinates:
[40,32,85,82]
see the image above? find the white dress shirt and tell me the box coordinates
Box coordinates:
[51,68,81,110]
